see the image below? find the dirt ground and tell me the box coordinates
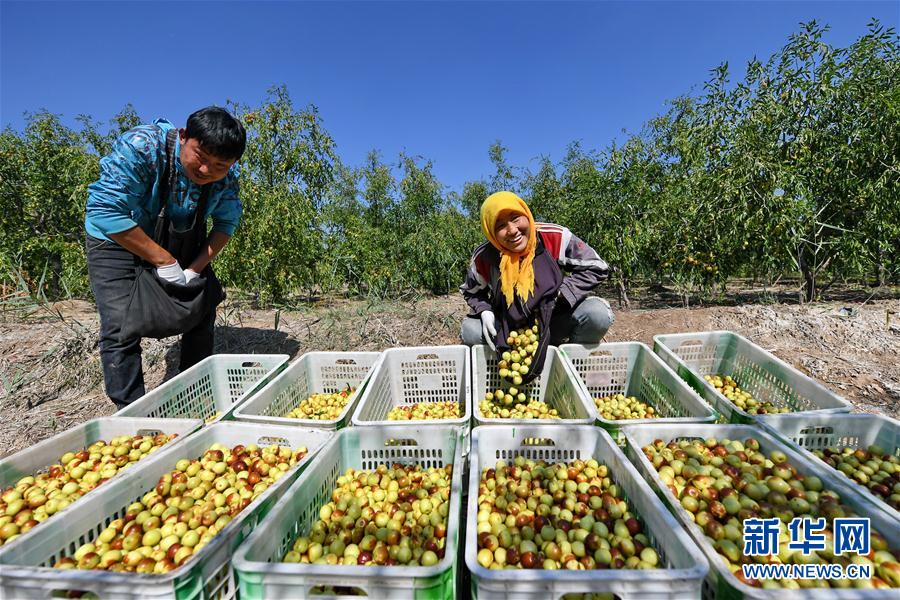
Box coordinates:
[1,292,898,457]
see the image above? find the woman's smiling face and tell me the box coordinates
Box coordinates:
[494,210,530,253]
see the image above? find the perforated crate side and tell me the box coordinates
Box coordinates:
[561,343,718,433]
[561,342,638,399]
[759,413,900,454]
[233,352,381,430]
[654,332,850,423]
[352,346,469,426]
[116,354,289,423]
[466,426,708,599]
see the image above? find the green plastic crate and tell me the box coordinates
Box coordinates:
[653,331,850,424]
[233,426,464,599]
[560,342,718,442]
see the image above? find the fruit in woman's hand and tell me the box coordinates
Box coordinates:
[0,433,178,546]
[704,374,790,415]
[641,437,900,589]
[387,401,460,420]
[498,323,539,386]
[282,464,452,566]
[594,394,656,420]
[475,456,660,571]
[285,386,356,420]
[814,444,900,510]
[486,322,557,419]
[53,442,308,572]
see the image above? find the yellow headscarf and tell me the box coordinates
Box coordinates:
[480,191,538,307]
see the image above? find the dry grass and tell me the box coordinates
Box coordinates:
[1,293,898,457]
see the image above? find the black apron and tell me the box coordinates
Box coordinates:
[118,130,225,342]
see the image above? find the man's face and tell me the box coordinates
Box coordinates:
[179,129,236,185]
[494,209,530,254]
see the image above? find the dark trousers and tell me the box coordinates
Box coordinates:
[460,296,614,347]
[86,235,215,409]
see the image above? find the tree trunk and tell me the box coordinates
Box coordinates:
[49,251,62,299]
[797,250,815,304]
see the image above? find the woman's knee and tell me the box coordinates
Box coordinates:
[571,297,614,342]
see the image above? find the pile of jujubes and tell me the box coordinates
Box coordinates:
[814,444,900,510]
[480,387,560,420]
[0,433,177,546]
[705,374,789,415]
[475,456,660,571]
[285,386,356,420]
[283,463,453,567]
[53,442,308,573]
[642,437,900,589]
[387,402,461,421]
[594,394,657,420]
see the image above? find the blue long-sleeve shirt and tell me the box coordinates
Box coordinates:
[85,119,242,241]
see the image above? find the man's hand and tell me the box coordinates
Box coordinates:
[480,310,497,351]
[156,261,186,285]
[183,269,201,284]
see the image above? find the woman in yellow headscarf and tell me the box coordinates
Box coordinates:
[460,191,614,381]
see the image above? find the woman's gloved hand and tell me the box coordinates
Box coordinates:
[480,310,498,351]
[156,261,186,285]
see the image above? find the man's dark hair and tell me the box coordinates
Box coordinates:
[184,106,246,160]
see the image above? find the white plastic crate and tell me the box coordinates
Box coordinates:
[560,342,718,441]
[623,423,900,600]
[759,413,900,520]
[115,354,289,424]
[0,417,201,548]
[232,426,464,599]
[471,345,596,426]
[653,331,851,424]
[0,422,333,600]
[465,425,709,599]
[233,351,383,430]
[351,345,470,429]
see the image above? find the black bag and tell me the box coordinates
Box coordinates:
[118,130,225,342]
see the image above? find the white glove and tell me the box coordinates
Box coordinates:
[156,261,186,285]
[480,310,497,351]
[183,269,201,284]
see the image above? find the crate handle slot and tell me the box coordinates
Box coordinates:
[45,587,99,598]
[799,425,834,436]
[384,438,418,447]
[521,437,556,447]
[415,353,439,360]
[589,350,614,357]
[257,436,291,446]
[308,585,369,596]
[242,361,263,368]
[136,428,164,436]
[679,339,703,348]
[335,358,358,365]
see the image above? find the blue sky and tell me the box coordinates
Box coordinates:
[2,1,897,193]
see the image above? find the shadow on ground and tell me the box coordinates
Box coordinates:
[161,325,302,381]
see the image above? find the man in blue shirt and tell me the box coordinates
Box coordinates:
[85,106,246,408]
